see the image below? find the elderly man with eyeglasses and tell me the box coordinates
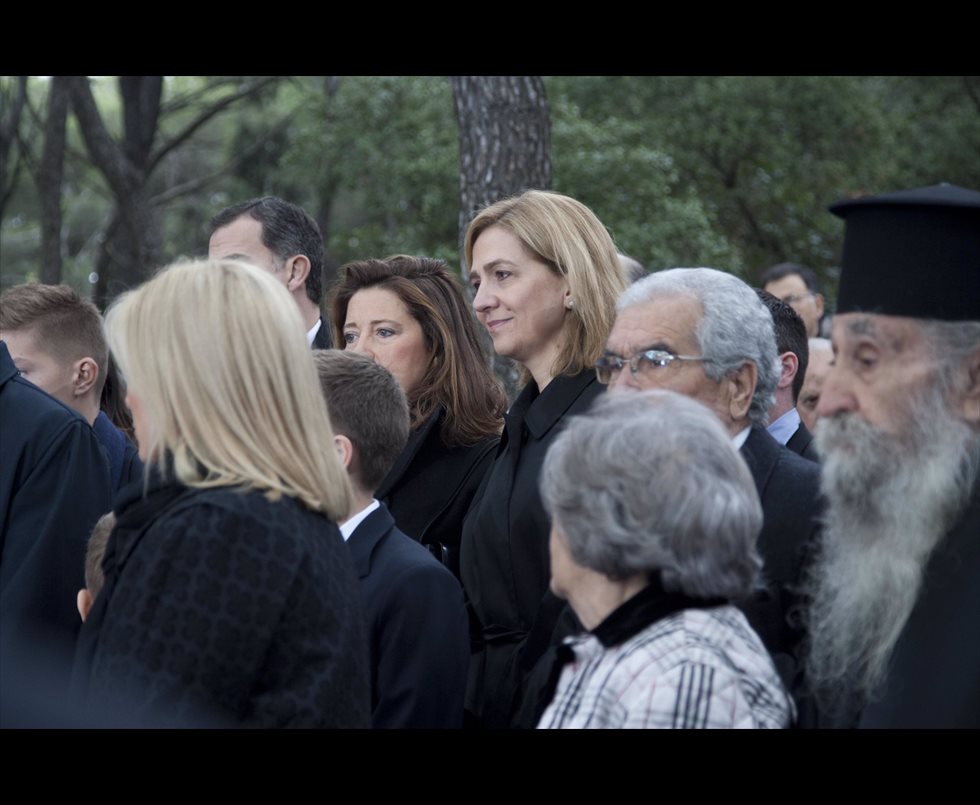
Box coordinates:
[599,267,823,702]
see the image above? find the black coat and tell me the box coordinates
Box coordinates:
[739,426,823,684]
[377,406,498,578]
[460,370,603,727]
[72,469,371,728]
[346,501,470,728]
[857,489,980,728]
[0,341,113,714]
[785,420,820,462]
[92,410,143,493]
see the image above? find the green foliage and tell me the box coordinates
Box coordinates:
[2,75,977,315]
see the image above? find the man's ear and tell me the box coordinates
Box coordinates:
[776,351,798,391]
[954,346,980,426]
[285,255,311,294]
[814,292,825,321]
[727,361,758,423]
[333,433,354,472]
[73,357,100,398]
[77,589,93,622]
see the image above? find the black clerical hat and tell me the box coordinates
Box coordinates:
[830,183,980,321]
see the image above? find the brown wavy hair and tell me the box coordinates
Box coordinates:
[329,256,506,447]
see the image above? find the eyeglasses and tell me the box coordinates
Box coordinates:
[779,292,815,305]
[594,348,711,384]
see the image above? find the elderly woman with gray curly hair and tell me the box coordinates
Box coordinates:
[533,389,793,729]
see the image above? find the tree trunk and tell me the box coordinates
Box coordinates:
[38,77,70,284]
[69,76,164,300]
[451,76,551,401]
[451,76,551,258]
[0,76,28,223]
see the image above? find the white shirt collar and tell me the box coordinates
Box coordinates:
[339,499,380,542]
[766,407,801,446]
[306,318,322,348]
[732,425,752,451]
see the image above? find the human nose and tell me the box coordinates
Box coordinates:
[472,281,495,313]
[815,365,857,419]
[347,338,375,360]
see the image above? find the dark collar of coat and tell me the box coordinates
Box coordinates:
[739,425,783,495]
[375,406,444,500]
[507,369,599,442]
[344,501,397,579]
[0,341,17,388]
[591,575,728,649]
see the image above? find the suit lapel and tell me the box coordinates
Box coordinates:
[345,503,397,579]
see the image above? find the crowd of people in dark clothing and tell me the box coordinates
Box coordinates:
[1,182,977,729]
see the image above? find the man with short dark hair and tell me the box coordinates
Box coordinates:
[0,283,141,492]
[804,183,980,728]
[313,349,469,728]
[756,289,818,461]
[798,337,832,434]
[762,262,826,338]
[209,196,332,348]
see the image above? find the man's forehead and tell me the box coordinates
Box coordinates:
[833,312,926,352]
[610,295,702,349]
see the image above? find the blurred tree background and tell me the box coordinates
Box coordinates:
[2,75,978,311]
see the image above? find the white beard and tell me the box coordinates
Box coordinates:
[806,387,979,718]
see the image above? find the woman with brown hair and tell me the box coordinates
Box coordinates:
[330,255,506,576]
[461,190,627,727]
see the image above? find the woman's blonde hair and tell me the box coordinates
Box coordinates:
[105,258,352,521]
[464,190,627,380]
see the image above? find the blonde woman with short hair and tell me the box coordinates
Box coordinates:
[72,259,370,728]
[461,190,627,727]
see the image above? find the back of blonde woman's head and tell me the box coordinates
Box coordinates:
[105,258,352,521]
[464,190,627,379]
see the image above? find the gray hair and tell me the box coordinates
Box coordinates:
[920,319,980,409]
[540,389,763,600]
[618,268,781,426]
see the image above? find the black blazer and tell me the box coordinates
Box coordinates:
[1,341,112,707]
[739,426,823,684]
[460,370,603,727]
[346,502,470,729]
[377,406,498,578]
[785,420,820,462]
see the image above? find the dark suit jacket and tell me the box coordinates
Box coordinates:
[377,406,498,578]
[311,316,333,349]
[347,502,469,729]
[739,426,823,683]
[785,420,820,462]
[1,341,112,717]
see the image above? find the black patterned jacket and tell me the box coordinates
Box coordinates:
[72,469,371,728]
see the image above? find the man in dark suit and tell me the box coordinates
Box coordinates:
[804,183,979,728]
[756,289,819,461]
[601,268,822,682]
[313,349,469,728]
[209,196,332,348]
[1,340,113,724]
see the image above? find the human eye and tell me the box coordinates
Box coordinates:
[343,331,358,345]
[638,350,671,369]
[376,327,396,338]
[853,345,879,370]
[494,270,512,281]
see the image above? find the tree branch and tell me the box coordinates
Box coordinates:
[67,76,139,197]
[147,75,281,173]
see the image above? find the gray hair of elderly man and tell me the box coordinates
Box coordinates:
[617,268,782,428]
[540,389,763,600]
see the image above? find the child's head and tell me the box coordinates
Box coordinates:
[77,512,116,622]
